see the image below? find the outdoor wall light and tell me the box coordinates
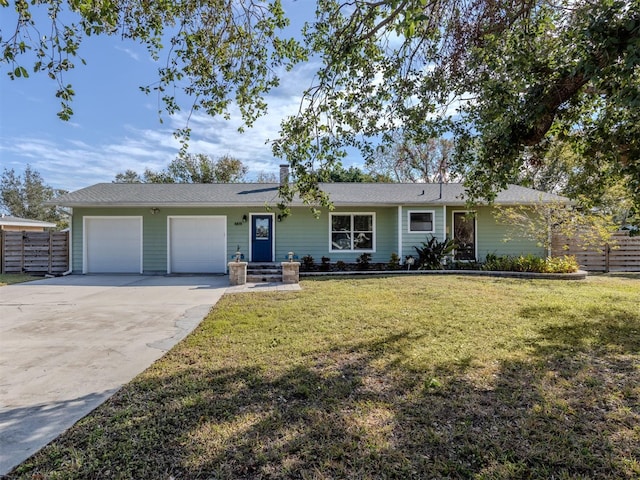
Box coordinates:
[150,207,160,215]
[277,214,283,222]
[242,214,247,223]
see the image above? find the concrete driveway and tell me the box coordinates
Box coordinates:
[0,274,229,475]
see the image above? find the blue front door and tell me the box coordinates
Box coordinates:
[251,215,273,262]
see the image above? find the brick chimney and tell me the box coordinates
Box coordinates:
[279,164,290,185]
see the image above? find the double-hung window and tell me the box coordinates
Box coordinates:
[330,213,375,251]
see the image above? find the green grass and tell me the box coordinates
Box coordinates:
[0,274,41,286]
[9,275,640,479]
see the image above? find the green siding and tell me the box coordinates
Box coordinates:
[274,207,398,264]
[70,209,83,273]
[72,207,254,273]
[71,203,547,274]
[144,210,167,272]
[474,206,546,260]
[400,206,446,260]
[439,206,545,262]
[399,205,544,263]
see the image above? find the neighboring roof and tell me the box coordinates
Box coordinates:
[48,182,569,208]
[0,215,57,228]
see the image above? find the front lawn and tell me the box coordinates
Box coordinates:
[0,274,40,286]
[9,275,640,479]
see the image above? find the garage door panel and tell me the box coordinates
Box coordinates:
[169,217,226,273]
[85,217,142,273]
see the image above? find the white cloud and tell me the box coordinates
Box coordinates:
[0,85,303,190]
[164,74,312,176]
[0,133,176,191]
[114,45,140,61]
[0,48,370,192]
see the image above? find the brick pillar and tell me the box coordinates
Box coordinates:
[228,261,247,285]
[281,261,300,284]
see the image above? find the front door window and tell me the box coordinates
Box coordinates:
[255,217,270,240]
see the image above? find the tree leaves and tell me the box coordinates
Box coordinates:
[0,165,67,223]
[274,0,639,211]
[1,0,306,129]
[2,0,638,212]
[113,154,248,184]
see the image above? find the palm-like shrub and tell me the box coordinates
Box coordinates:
[414,237,457,270]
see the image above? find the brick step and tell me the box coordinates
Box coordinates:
[246,274,283,283]
[247,268,281,275]
[247,262,281,269]
[246,263,282,282]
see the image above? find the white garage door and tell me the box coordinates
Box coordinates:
[168,216,226,273]
[84,217,142,273]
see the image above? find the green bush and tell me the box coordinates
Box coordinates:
[356,253,372,270]
[414,236,457,270]
[301,255,315,271]
[388,252,401,270]
[515,254,546,272]
[483,254,579,273]
[544,255,580,273]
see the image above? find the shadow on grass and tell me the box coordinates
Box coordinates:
[8,322,640,479]
[0,390,116,474]
[521,304,640,355]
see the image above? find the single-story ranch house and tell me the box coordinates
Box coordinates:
[49,180,567,274]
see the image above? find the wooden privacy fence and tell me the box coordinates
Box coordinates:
[0,230,69,274]
[552,231,640,272]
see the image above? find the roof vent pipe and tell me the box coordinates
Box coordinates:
[279,164,290,185]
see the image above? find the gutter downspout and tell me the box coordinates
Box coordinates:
[398,205,403,262]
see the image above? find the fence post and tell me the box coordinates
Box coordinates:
[21,231,26,273]
[605,243,610,273]
[0,230,4,274]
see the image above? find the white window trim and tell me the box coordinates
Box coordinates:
[407,209,436,233]
[329,212,376,253]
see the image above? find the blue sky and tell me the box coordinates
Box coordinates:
[0,1,342,192]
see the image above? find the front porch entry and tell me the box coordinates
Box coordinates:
[250,213,274,262]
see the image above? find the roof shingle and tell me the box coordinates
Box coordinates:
[48,182,569,207]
